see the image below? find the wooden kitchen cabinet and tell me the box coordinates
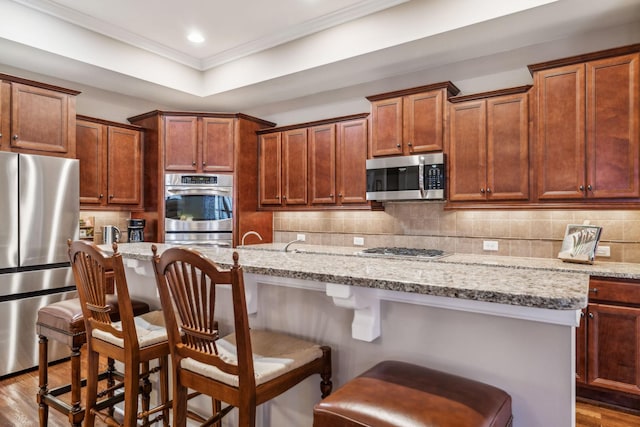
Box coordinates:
[164,115,234,172]
[448,87,530,203]
[366,82,459,157]
[76,116,143,208]
[530,50,639,201]
[259,128,308,207]
[309,118,368,206]
[577,277,640,409]
[258,114,371,210]
[0,74,79,157]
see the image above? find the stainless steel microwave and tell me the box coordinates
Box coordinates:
[366,153,445,201]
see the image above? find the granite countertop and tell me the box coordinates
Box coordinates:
[107,242,627,311]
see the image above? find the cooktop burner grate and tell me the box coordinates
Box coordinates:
[358,247,448,259]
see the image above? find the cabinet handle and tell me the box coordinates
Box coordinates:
[588,312,594,319]
[587,184,592,191]
[0,133,2,138]
[99,194,104,199]
[339,193,343,197]
[407,142,412,147]
[580,311,585,318]
[589,288,598,294]
[579,185,585,191]
[202,162,206,166]
[329,194,334,197]
[480,188,485,194]
[13,134,18,140]
[396,144,401,148]
[282,195,286,200]
[486,188,491,193]
[109,194,114,199]
[192,161,196,166]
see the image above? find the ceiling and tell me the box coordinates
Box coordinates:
[1,0,639,118]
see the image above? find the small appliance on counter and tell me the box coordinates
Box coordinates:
[102,225,120,244]
[127,219,145,242]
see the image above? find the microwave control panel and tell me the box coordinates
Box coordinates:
[424,163,445,190]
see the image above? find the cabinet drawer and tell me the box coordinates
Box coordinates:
[589,277,640,305]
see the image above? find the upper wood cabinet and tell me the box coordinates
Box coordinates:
[164,115,234,172]
[0,74,79,158]
[76,116,143,209]
[448,87,531,203]
[309,118,368,206]
[258,114,372,210]
[366,82,459,157]
[259,128,308,207]
[530,50,639,200]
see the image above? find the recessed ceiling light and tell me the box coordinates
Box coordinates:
[187,31,205,43]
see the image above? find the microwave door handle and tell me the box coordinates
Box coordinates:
[419,162,426,199]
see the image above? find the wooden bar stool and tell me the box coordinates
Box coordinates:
[36,293,150,426]
[313,360,512,427]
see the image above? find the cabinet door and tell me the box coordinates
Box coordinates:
[10,83,71,154]
[486,93,529,201]
[76,120,106,205]
[309,124,336,205]
[587,303,640,395]
[448,100,487,201]
[405,90,443,153]
[164,116,198,171]
[201,117,234,172]
[370,97,403,157]
[576,309,587,384]
[0,81,9,151]
[259,133,282,205]
[535,64,586,199]
[586,53,640,199]
[107,126,142,205]
[282,129,308,205]
[338,119,368,205]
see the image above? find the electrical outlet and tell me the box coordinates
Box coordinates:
[353,236,365,246]
[596,245,610,257]
[296,233,306,242]
[483,240,499,251]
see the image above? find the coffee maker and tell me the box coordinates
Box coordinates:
[127,219,145,242]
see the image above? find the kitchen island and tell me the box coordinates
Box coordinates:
[109,242,636,427]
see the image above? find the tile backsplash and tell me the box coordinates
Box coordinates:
[80,211,131,244]
[274,203,640,263]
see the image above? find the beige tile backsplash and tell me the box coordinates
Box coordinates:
[80,211,131,243]
[274,203,640,263]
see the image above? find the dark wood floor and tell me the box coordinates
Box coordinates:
[2,353,640,426]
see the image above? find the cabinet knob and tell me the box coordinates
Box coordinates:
[396,144,401,148]
[99,194,104,199]
[13,134,18,140]
[588,312,594,319]
[407,142,412,147]
[587,184,592,191]
[339,193,343,197]
[282,195,286,200]
[580,311,585,318]
[109,194,114,199]
[486,188,491,193]
[192,161,196,166]
[329,194,334,197]
[202,162,206,166]
[589,288,598,294]
[0,133,2,138]
[579,185,585,191]
[480,188,485,193]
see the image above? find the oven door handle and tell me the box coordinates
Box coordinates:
[166,187,232,196]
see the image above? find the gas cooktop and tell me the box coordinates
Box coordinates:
[356,247,450,260]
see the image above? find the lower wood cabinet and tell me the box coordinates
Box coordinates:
[577,277,640,408]
[76,116,143,209]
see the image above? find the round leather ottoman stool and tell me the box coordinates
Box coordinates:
[36,295,150,427]
[313,360,512,427]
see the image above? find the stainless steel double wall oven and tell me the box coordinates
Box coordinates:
[164,173,233,246]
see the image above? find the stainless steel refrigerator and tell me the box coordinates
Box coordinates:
[0,151,79,378]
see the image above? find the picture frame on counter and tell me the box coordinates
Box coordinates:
[558,224,603,264]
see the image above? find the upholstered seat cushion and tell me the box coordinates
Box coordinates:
[313,360,512,427]
[181,329,323,387]
[92,310,167,348]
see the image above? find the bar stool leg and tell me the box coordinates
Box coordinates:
[37,334,49,427]
[69,344,83,427]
